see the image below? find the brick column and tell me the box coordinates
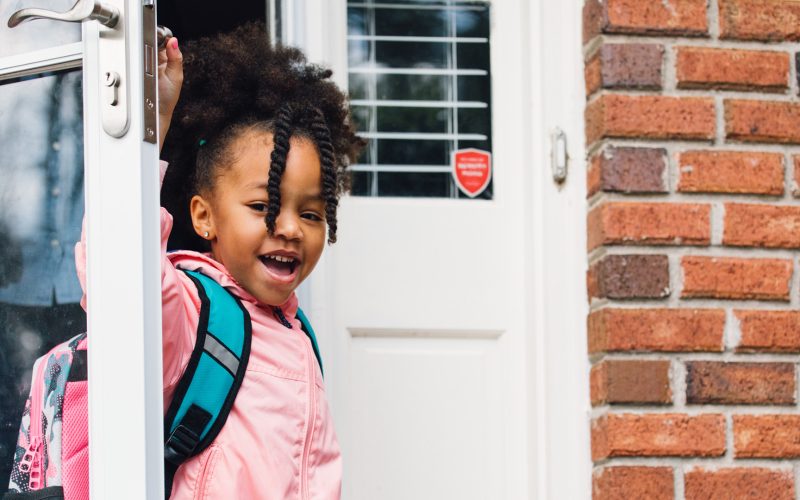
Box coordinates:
[584,1,800,499]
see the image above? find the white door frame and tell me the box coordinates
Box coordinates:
[82,5,164,497]
[525,0,591,498]
[279,0,590,497]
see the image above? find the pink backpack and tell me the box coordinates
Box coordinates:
[3,333,88,500]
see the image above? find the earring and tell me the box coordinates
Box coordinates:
[203,231,209,238]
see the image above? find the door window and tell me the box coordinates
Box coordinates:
[0,68,84,489]
[0,0,80,57]
[347,0,492,198]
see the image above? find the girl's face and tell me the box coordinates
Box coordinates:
[191,130,327,306]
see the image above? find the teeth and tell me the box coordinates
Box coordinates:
[265,255,295,263]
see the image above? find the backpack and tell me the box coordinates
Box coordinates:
[3,269,322,500]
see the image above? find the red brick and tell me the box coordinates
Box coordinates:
[588,308,725,353]
[583,0,605,43]
[686,361,796,405]
[591,360,672,406]
[678,151,784,195]
[676,47,789,92]
[726,100,800,144]
[589,147,667,196]
[588,255,670,300]
[587,95,715,144]
[593,466,674,500]
[681,256,793,301]
[583,0,708,41]
[587,153,602,197]
[736,310,800,353]
[597,44,663,90]
[585,54,602,97]
[724,203,800,249]
[592,413,726,460]
[793,156,800,197]
[720,0,800,41]
[734,415,800,458]
[685,467,795,500]
[588,202,710,250]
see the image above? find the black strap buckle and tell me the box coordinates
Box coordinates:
[164,423,200,465]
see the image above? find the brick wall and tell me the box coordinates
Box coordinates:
[583,1,800,498]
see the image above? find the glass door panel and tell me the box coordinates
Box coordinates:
[0,69,84,489]
[0,0,81,57]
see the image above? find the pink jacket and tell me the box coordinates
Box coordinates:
[76,163,342,499]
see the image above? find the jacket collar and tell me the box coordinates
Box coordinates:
[168,249,299,319]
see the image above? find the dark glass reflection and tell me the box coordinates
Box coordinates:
[375,8,447,37]
[0,70,86,489]
[377,107,448,133]
[347,7,369,36]
[376,41,448,69]
[348,73,371,100]
[376,74,448,100]
[348,40,371,67]
[377,139,449,166]
[455,9,489,38]
[378,172,451,197]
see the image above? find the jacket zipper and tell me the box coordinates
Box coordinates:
[300,332,317,500]
[272,306,317,500]
[19,357,47,490]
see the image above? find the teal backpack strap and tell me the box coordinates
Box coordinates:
[296,307,323,376]
[163,270,251,499]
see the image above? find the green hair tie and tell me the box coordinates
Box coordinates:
[198,139,207,146]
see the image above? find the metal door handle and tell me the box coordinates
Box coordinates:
[7,0,119,28]
[156,25,172,49]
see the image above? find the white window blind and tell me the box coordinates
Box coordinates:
[347,0,492,198]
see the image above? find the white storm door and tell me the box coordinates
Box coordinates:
[82,1,164,497]
[293,1,532,498]
[2,0,164,497]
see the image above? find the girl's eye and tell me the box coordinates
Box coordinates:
[249,203,268,213]
[301,212,323,222]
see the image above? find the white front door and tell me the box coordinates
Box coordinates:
[291,1,535,498]
[1,0,164,497]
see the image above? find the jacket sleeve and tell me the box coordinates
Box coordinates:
[74,160,200,396]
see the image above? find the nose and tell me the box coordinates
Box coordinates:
[273,211,303,241]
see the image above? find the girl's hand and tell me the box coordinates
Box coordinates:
[158,37,183,152]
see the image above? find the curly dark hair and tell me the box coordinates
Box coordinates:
[161,22,364,250]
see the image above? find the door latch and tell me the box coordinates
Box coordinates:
[551,128,568,183]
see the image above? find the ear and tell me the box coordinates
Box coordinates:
[190,194,215,240]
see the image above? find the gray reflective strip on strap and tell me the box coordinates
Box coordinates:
[203,334,239,375]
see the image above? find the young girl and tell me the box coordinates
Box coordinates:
[79,23,363,499]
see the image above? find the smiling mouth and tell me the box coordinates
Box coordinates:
[259,254,299,278]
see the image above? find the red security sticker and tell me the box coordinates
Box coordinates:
[451,148,492,198]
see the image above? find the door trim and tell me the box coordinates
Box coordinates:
[82,6,164,496]
[525,0,591,498]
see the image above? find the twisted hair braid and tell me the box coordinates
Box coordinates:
[265,104,294,235]
[310,108,339,243]
[264,105,341,244]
